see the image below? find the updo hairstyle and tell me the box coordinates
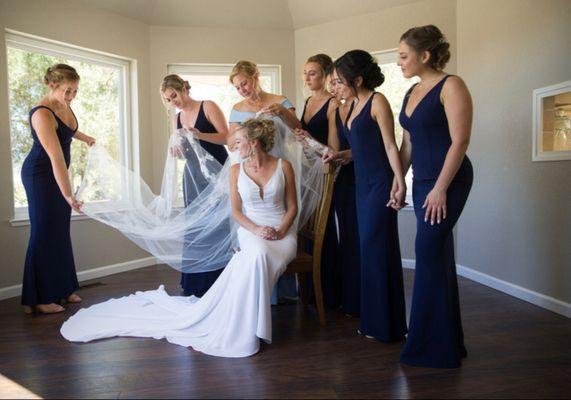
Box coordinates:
[239,118,276,152]
[43,64,80,86]
[332,50,384,91]
[400,24,451,70]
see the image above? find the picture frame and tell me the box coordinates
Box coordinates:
[532,80,571,161]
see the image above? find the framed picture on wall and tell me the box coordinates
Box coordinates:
[532,80,571,161]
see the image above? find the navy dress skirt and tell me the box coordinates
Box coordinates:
[344,93,407,341]
[178,102,228,297]
[333,105,361,316]
[300,97,340,308]
[21,106,80,307]
[399,75,473,368]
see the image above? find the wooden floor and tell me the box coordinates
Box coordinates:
[0,266,569,399]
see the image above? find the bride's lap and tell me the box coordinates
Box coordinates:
[236,227,297,272]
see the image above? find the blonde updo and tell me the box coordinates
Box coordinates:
[239,118,276,152]
[161,74,191,94]
[229,60,259,84]
[43,64,80,86]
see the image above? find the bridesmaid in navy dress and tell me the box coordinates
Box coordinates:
[161,75,229,297]
[323,71,361,317]
[294,54,340,308]
[21,64,95,314]
[397,25,473,368]
[332,50,408,341]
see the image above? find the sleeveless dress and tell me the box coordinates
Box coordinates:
[333,104,361,316]
[21,106,79,307]
[399,75,473,368]
[229,97,297,305]
[61,158,296,358]
[300,97,340,308]
[344,93,407,341]
[178,102,229,297]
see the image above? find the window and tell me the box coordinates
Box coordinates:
[6,30,134,220]
[372,49,419,206]
[167,63,281,121]
[166,63,281,204]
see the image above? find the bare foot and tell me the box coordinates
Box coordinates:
[33,303,65,314]
[66,293,82,303]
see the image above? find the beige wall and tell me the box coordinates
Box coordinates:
[456,0,571,303]
[1,0,569,307]
[293,0,458,259]
[148,26,296,188]
[0,0,153,288]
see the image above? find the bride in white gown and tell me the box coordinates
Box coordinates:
[61,118,299,358]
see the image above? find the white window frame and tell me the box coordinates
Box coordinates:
[372,48,416,210]
[165,63,282,207]
[168,63,282,96]
[6,29,138,226]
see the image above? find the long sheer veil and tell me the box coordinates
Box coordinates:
[76,115,326,273]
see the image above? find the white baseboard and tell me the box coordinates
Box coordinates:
[402,258,571,318]
[0,257,157,302]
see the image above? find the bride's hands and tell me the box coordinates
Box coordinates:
[254,226,282,240]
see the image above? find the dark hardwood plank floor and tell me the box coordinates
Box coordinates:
[0,266,569,399]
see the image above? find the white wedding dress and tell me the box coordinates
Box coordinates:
[61,158,297,358]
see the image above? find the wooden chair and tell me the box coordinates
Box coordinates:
[285,163,336,326]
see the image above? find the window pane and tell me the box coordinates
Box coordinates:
[7,46,122,208]
[176,72,274,121]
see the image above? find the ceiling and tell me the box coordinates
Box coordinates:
[76,0,422,30]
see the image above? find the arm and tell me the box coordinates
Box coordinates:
[191,101,230,145]
[32,109,82,212]
[327,102,340,151]
[423,76,473,224]
[73,130,96,146]
[227,122,241,151]
[280,106,301,130]
[399,130,412,175]
[372,94,406,207]
[263,97,302,130]
[275,159,298,239]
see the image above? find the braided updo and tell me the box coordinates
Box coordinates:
[400,25,451,71]
[43,64,80,86]
[239,118,276,152]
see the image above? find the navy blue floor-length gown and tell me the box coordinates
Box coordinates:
[399,75,473,368]
[21,106,80,307]
[333,105,361,316]
[178,102,228,297]
[344,93,407,341]
[300,97,340,308]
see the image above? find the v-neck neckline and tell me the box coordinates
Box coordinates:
[36,105,78,132]
[242,159,281,200]
[345,92,375,131]
[404,75,448,119]
[302,97,331,126]
[179,102,203,129]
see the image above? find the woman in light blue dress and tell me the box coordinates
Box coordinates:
[228,60,301,304]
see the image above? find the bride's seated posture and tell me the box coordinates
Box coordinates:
[61,118,298,358]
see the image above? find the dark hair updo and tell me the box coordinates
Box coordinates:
[400,24,451,71]
[332,50,384,91]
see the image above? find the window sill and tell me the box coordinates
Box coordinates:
[9,213,92,227]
